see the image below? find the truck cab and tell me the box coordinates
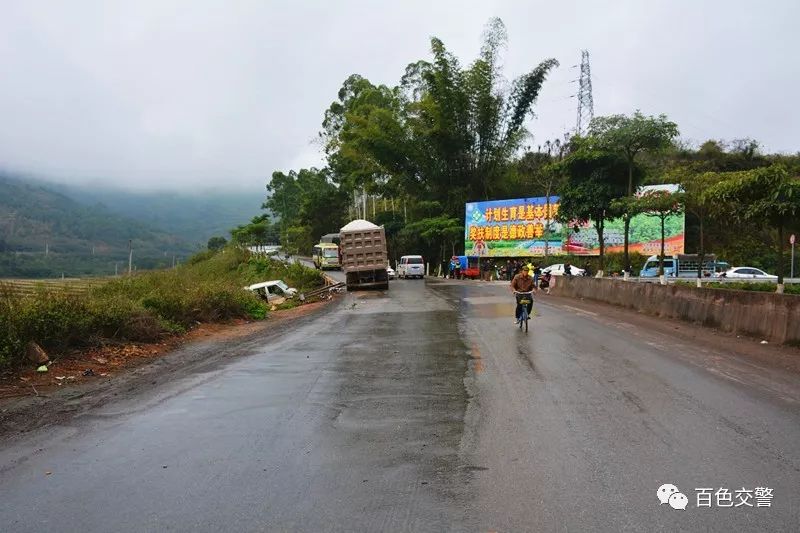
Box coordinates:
[639,255,677,278]
[639,254,727,278]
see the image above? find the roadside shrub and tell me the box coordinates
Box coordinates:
[283,261,325,289]
[241,298,268,319]
[241,255,324,290]
[15,291,94,349]
[693,281,800,295]
[187,249,216,265]
[0,248,322,368]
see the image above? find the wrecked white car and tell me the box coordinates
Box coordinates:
[244,280,298,304]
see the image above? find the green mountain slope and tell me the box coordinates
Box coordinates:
[0,175,196,278]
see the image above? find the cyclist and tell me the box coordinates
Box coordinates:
[510,264,535,324]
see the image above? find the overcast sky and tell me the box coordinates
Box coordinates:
[1,0,798,192]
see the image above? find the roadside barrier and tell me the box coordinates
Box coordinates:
[552,277,800,345]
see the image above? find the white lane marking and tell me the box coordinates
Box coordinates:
[559,304,599,317]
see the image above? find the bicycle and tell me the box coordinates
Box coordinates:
[514,290,534,332]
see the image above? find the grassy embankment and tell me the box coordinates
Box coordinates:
[0,248,323,368]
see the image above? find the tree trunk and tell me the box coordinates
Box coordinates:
[658,215,666,276]
[624,161,634,273]
[627,161,634,196]
[623,215,631,273]
[697,215,704,279]
[597,217,605,272]
[777,224,785,287]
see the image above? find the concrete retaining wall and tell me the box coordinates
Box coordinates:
[552,278,800,345]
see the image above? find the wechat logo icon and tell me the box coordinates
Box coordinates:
[658,484,688,510]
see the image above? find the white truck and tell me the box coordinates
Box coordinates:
[639,254,729,278]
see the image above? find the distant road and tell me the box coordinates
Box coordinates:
[295,256,345,284]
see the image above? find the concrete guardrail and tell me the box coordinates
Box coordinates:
[552,276,800,345]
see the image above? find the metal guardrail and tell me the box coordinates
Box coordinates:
[301,281,345,301]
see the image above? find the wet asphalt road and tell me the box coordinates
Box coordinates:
[1,278,799,532]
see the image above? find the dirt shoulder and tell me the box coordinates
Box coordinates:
[0,297,339,438]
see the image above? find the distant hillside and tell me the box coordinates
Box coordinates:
[49,183,265,245]
[0,175,197,278]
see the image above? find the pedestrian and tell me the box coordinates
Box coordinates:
[539,271,552,294]
[583,262,592,277]
[510,264,535,324]
[505,260,512,281]
[533,264,541,288]
[564,262,573,277]
[454,256,461,279]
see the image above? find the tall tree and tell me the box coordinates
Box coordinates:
[635,190,685,276]
[517,144,567,259]
[263,170,303,231]
[207,236,227,251]
[556,141,629,273]
[230,215,277,248]
[262,168,349,253]
[707,165,800,290]
[322,18,557,220]
[678,170,723,279]
[589,112,679,272]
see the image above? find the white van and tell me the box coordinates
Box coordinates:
[398,255,425,279]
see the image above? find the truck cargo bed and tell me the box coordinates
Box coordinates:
[340,225,388,290]
[340,228,387,271]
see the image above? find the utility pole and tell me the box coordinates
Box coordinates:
[128,239,133,276]
[574,50,594,136]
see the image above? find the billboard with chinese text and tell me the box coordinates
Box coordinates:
[464,187,684,257]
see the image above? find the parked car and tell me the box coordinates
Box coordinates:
[386,265,396,280]
[542,263,585,277]
[717,267,778,280]
[244,280,298,303]
[398,255,425,279]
